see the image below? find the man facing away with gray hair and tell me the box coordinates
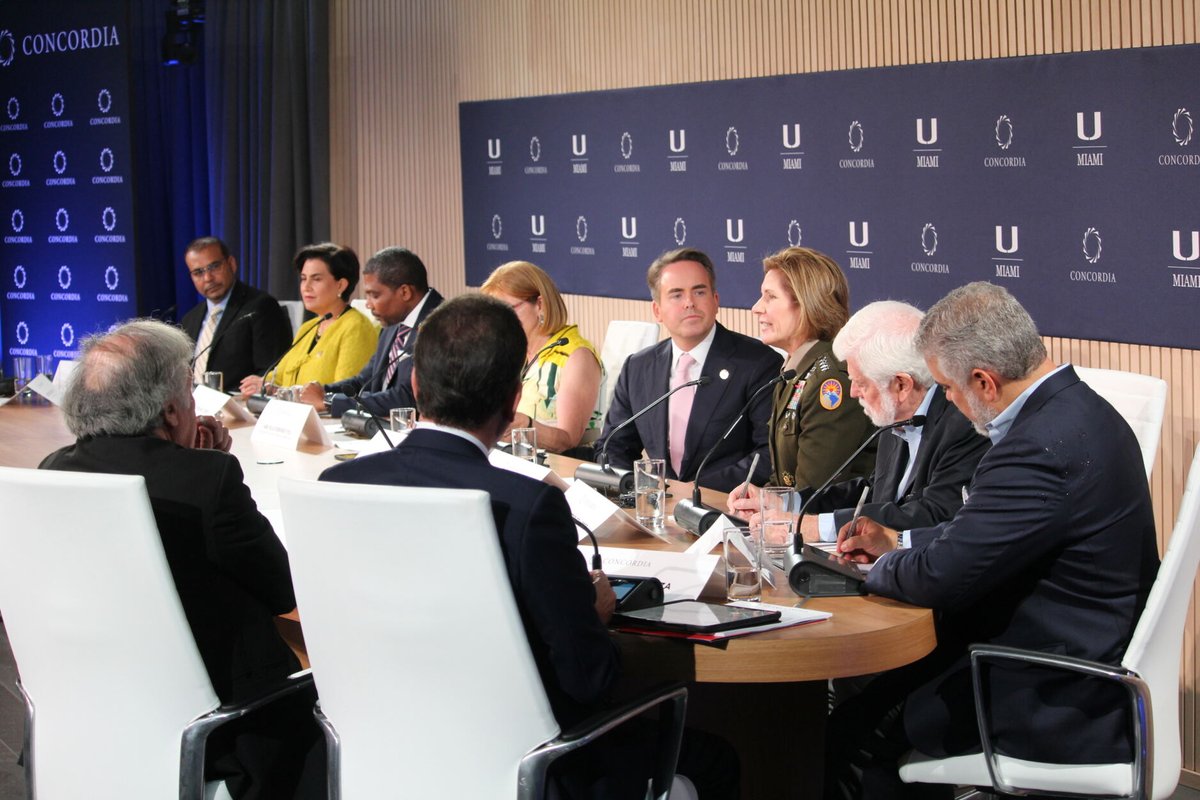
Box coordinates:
[824,283,1159,800]
[40,318,324,800]
[796,300,989,542]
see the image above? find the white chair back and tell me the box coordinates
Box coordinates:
[349,298,380,328]
[599,320,659,416]
[278,478,560,799]
[1122,444,1200,798]
[1075,366,1167,479]
[279,299,306,335]
[0,467,220,799]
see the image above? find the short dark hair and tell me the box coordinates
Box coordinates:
[414,294,525,430]
[186,236,231,259]
[293,242,360,301]
[646,248,716,302]
[365,246,429,293]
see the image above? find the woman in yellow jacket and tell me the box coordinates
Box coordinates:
[239,243,378,395]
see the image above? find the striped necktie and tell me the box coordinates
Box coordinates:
[382,324,412,388]
[192,309,221,384]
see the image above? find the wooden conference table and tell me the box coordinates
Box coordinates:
[0,400,935,799]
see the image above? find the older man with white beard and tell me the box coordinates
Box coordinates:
[793,300,989,542]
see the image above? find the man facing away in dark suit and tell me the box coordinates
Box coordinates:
[782,300,989,541]
[180,236,294,387]
[596,248,782,492]
[298,245,443,418]
[39,319,323,800]
[824,283,1160,800]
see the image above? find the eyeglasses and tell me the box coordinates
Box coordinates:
[189,259,227,279]
[509,298,531,311]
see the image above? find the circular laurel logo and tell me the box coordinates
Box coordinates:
[8,152,20,176]
[921,223,938,257]
[575,215,588,242]
[529,136,541,162]
[725,126,740,157]
[6,97,18,120]
[97,88,112,114]
[10,209,23,232]
[490,214,502,240]
[1082,227,1103,263]
[787,220,803,247]
[55,208,70,232]
[105,265,119,290]
[1173,108,1193,147]
[620,132,633,160]
[16,321,29,346]
[57,265,71,290]
[995,115,1014,150]
[102,207,117,232]
[53,150,67,175]
[50,93,65,118]
[13,265,26,289]
[848,121,864,153]
[99,147,114,173]
[0,31,15,68]
[60,322,74,348]
[673,217,687,246]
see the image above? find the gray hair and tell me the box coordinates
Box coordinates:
[915,282,1046,386]
[833,300,932,389]
[61,319,194,439]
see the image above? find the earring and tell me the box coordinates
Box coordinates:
[538,313,545,326]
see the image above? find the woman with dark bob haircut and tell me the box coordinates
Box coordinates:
[239,242,379,396]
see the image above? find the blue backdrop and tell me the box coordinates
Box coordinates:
[0,2,138,373]
[461,45,1200,350]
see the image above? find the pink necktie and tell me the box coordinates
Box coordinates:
[668,353,696,477]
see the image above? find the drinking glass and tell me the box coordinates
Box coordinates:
[634,457,666,530]
[760,486,797,561]
[724,524,762,601]
[390,407,417,432]
[511,427,538,462]
[202,371,224,393]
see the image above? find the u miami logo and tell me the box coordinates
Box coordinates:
[782,124,801,150]
[486,139,501,160]
[995,226,1019,254]
[571,134,587,156]
[849,221,869,249]
[1076,111,1102,141]
[916,118,938,145]
[725,218,744,243]
[1173,230,1200,262]
[621,216,638,240]
[530,215,545,237]
[669,129,686,153]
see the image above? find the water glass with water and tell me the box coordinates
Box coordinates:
[511,427,538,462]
[12,356,34,400]
[634,457,666,530]
[724,524,762,602]
[202,371,224,393]
[390,407,417,431]
[760,486,796,561]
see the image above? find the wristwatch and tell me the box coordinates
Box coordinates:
[324,390,336,408]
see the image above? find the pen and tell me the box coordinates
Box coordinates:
[741,452,760,495]
[847,485,870,538]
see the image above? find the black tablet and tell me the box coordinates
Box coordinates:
[614,600,781,633]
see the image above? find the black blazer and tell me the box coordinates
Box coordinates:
[319,427,620,726]
[39,435,298,703]
[326,288,444,417]
[180,281,294,386]
[596,323,782,492]
[865,367,1160,764]
[812,388,989,532]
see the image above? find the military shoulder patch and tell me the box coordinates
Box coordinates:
[819,378,843,410]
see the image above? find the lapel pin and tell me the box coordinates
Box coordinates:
[719,369,730,380]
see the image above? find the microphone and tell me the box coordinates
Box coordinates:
[150,304,177,322]
[673,369,797,534]
[524,336,569,376]
[246,312,331,414]
[574,375,712,493]
[189,310,257,373]
[783,414,926,584]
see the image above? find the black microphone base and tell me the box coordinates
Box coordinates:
[574,462,634,494]
[673,498,724,535]
[784,545,866,597]
[341,408,382,438]
[245,395,270,416]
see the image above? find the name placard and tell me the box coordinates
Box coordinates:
[252,398,332,450]
[193,385,255,422]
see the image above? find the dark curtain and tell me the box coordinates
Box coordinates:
[130,0,330,317]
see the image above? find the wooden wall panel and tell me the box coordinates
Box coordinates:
[329,0,1200,781]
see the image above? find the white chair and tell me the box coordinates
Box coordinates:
[279,299,306,335]
[0,467,312,800]
[899,443,1200,800]
[349,297,380,328]
[1076,366,1168,479]
[278,478,688,799]
[598,320,660,416]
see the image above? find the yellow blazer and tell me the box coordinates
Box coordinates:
[268,308,379,387]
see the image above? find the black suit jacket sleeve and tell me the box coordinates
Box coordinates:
[595,356,647,468]
[698,340,779,492]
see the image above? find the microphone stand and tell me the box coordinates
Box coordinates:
[246,312,331,415]
[574,376,711,494]
[341,350,412,445]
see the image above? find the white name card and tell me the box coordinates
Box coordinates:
[564,479,663,540]
[26,374,63,406]
[193,385,255,422]
[581,545,718,602]
[252,398,333,450]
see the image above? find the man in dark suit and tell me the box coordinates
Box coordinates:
[596,248,781,492]
[298,246,443,418]
[180,236,293,387]
[39,319,322,800]
[825,283,1160,800]
[797,301,988,540]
